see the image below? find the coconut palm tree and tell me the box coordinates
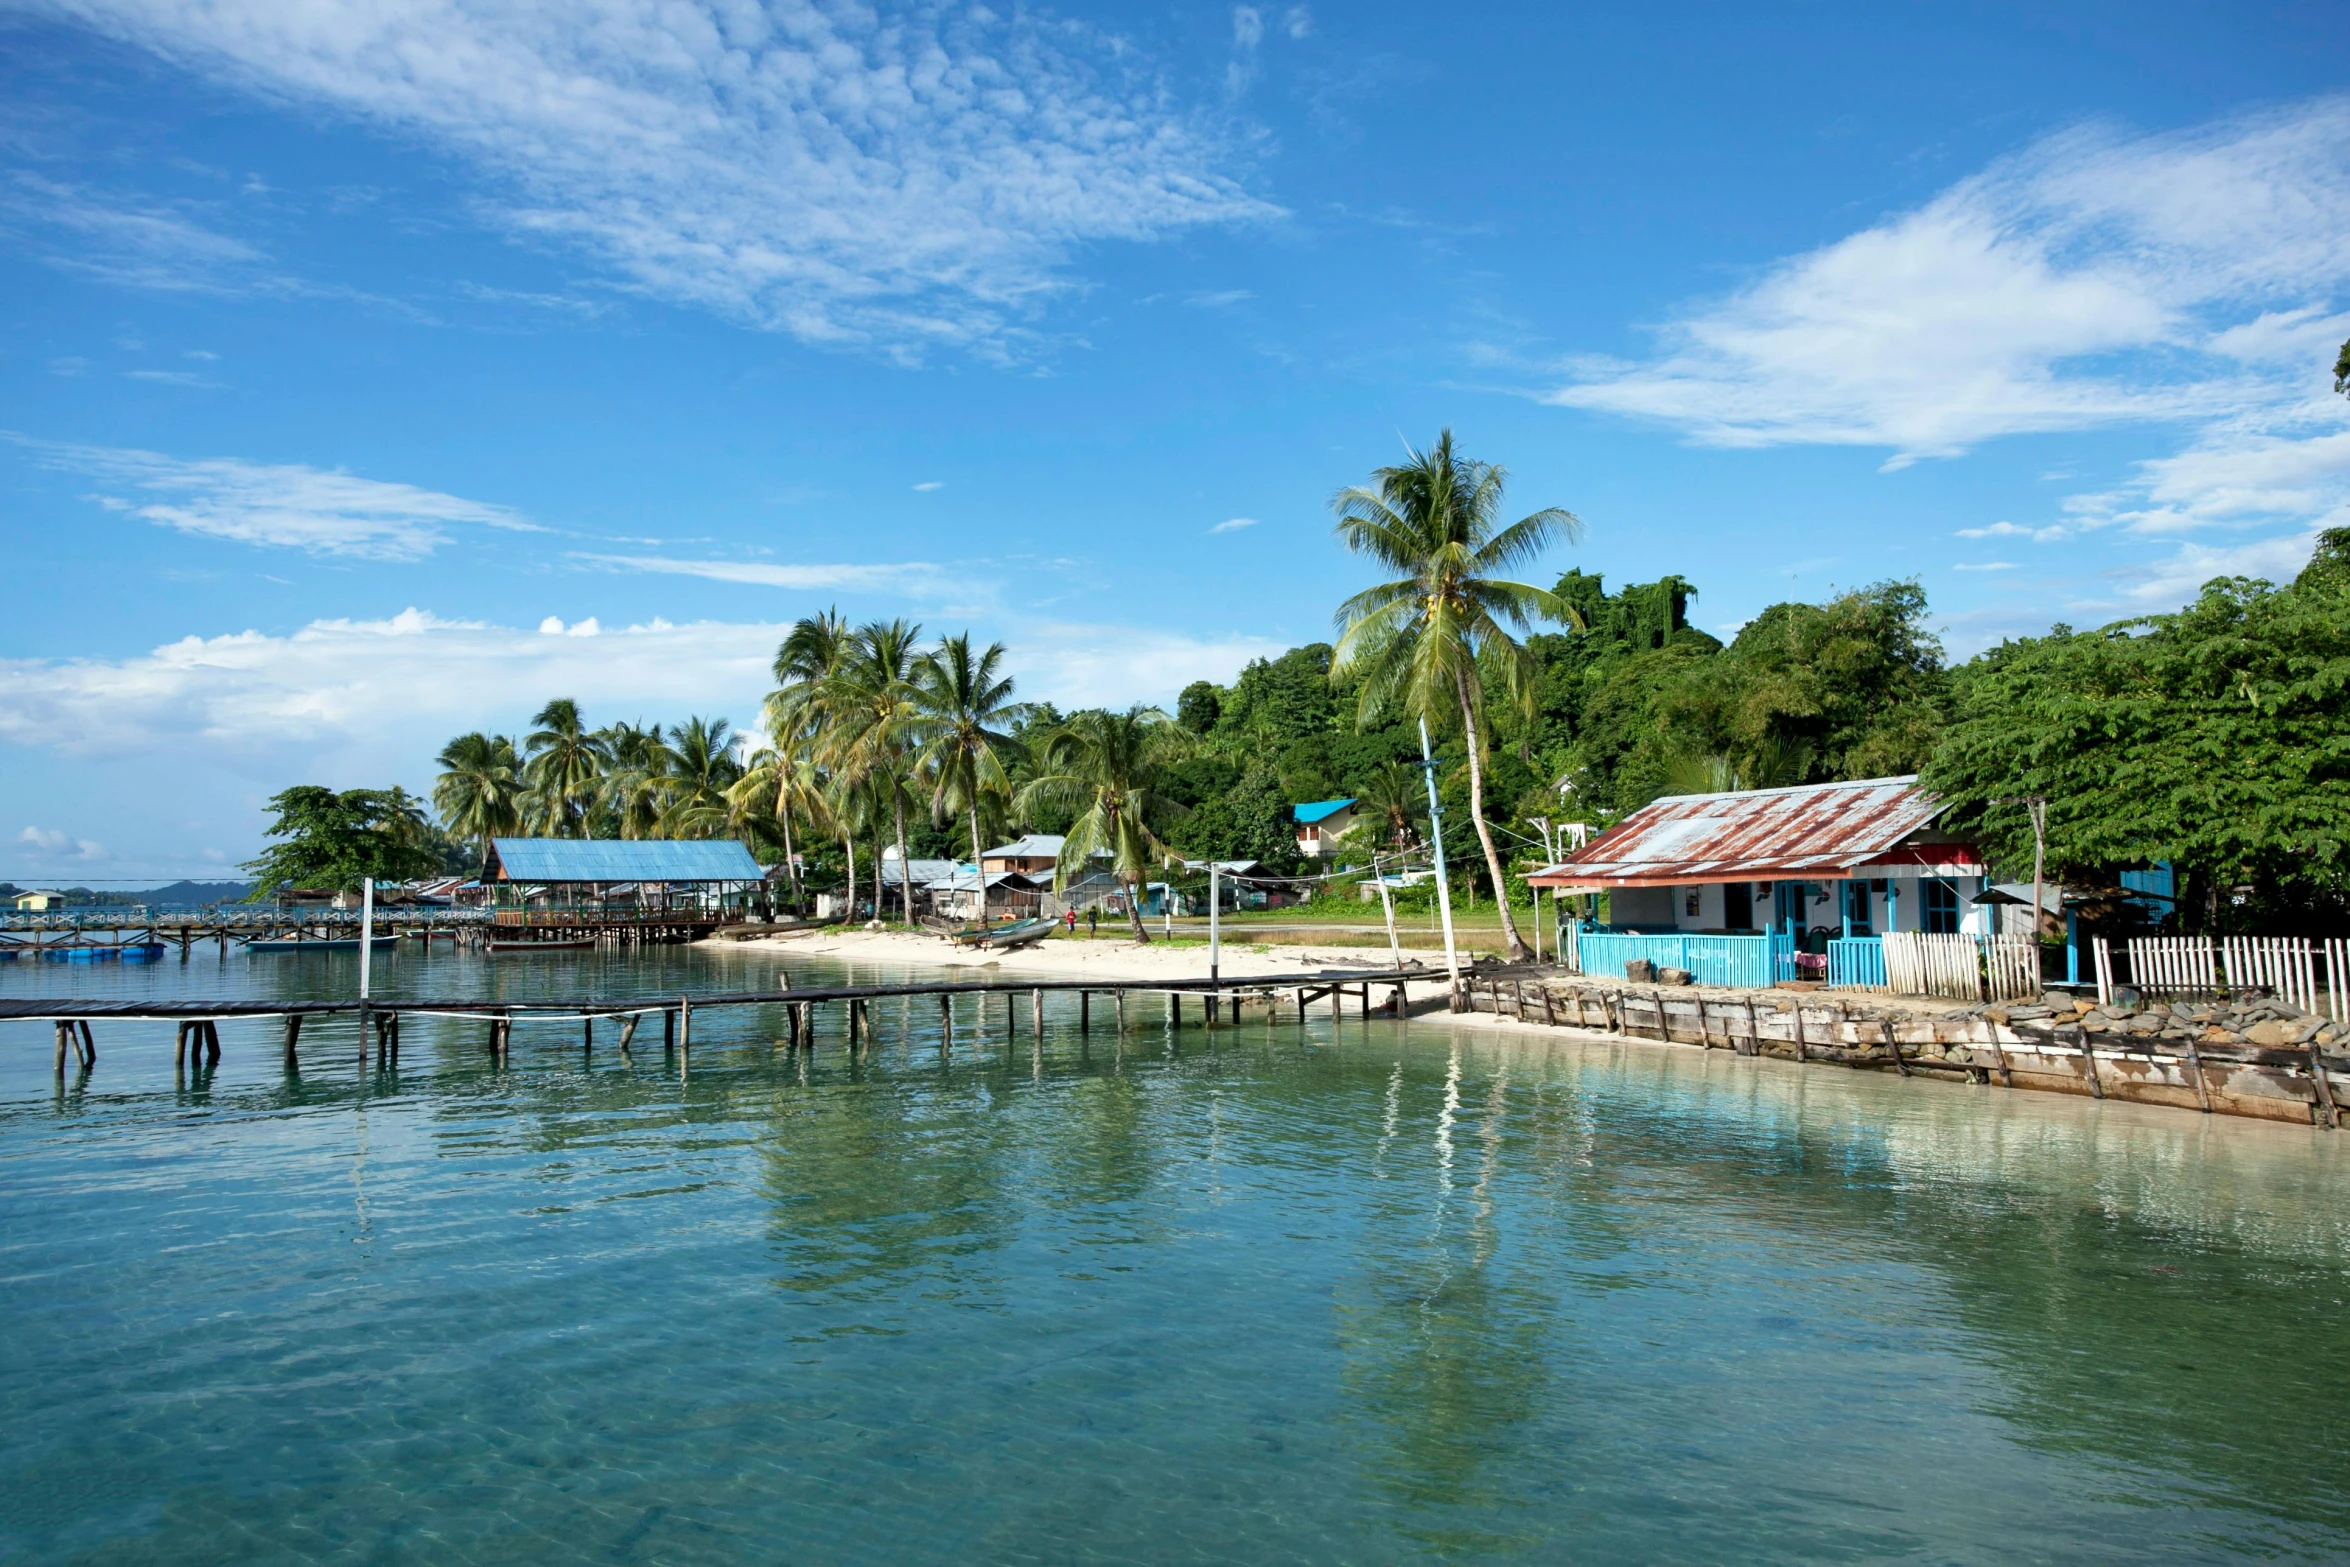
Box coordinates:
[822,620,924,923]
[523,698,610,837]
[912,633,1023,865]
[1360,760,1425,849]
[746,611,849,914]
[598,721,675,840]
[656,716,742,839]
[434,732,523,859]
[1014,706,1190,943]
[1331,430,1583,961]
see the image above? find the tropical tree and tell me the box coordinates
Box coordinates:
[913,633,1024,864]
[656,716,743,839]
[242,786,446,894]
[1015,706,1191,942]
[523,698,609,837]
[822,620,925,922]
[746,612,850,913]
[1359,759,1425,848]
[433,732,523,858]
[598,721,675,840]
[1330,430,1583,961]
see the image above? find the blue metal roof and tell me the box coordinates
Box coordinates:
[487,838,764,883]
[1292,798,1357,825]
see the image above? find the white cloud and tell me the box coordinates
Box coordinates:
[125,368,222,387]
[18,825,107,860]
[54,0,1275,356]
[2106,528,2330,605]
[0,170,269,293]
[573,552,943,591]
[1210,516,1258,533]
[1548,98,2350,461]
[0,607,1279,768]
[10,436,529,560]
[1184,288,1253,307]
[1952,561,2018,572]
[911,480,945,492]
[1956,520,2065,541]
[1282,6,1313,40]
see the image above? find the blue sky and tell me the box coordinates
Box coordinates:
[3,0,2347,879]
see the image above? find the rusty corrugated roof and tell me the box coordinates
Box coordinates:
[1526,776,1963,889]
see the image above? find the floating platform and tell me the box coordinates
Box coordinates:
[246,935,400,954]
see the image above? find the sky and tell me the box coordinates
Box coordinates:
[3,0,2347,881]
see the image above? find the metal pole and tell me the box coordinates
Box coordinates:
[358,876,374,998]
[1209,861,1221,1017]
[1419,718,1463,1007]
[1374,851,1405,978]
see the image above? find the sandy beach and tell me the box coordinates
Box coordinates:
[710,925,1445,986]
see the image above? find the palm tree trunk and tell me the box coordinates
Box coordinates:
[774,761,802,915]
[1124,877,1149,943]
[1455,672,1529,961]
[969,801,985,921]
[894,797,913,925]
[843,832,856,922]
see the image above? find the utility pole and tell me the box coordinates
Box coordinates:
[1209,860,1221,1017]
[1419,718,1463,1009]
[357,875,374,1061]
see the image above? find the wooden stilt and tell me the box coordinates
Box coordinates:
[284,1013,302,1067]
[1981,1019,2011,1087]
[2075,1025,2104,1099]
[2180,1031,2208,1111]
[618,1014,639,1054]
[1116,990,1127,1031]
[1792,1003,1807,1062]
[1080,992,1090,1033]
[175,1021,191,1066]
[1882,1018,1909,1076]
[2310,1043,2339,1130]
[203,1021,219,1066]
[664,1008,676,1050]
[1031,989,1043,1036]
[53,1021,70,1074]
[584,1016,594,1051]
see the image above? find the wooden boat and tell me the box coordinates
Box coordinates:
[484,936,598,954]
[246,934,400,954]
[951,917,1057,952]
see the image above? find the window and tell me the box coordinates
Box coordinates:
[1684,888,1701,918]
[1923,879,1959,935]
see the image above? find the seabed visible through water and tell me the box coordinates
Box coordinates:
[3,942,2346,1563]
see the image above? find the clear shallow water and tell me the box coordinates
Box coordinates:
[4,944,2347,1563]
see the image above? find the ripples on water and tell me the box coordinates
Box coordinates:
[2,944,2346,1563]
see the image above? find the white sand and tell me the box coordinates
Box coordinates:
[712,925,1441,985]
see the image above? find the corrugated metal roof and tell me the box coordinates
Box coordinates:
[488,838,764,882]
[983,834,1065,859]
[1292,798,1357,824]
[1525,777,1961,889]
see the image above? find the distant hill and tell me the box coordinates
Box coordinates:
[138,880,254,907]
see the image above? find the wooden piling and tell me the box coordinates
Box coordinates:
[283,1013,301,1066]
[2310,1043,2339,1130]
[175,1021,190,1066]
[1079,991,1090,1033]
[2073,1025,2104,1099]
[1031,989,1043,1035]
[53,1020,70,1073]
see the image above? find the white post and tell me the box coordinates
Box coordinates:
[358,876,374,1000]
[1529,881,1541,962]
[1419,718,1463,1007]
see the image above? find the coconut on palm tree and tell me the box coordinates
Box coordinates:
[1014,706,1190,943]
[1331,430,1583,962]
[523,699,610,837]
[912,633,1023,865]
[433,732,523,860]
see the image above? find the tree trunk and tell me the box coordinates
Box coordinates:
[1456,672,1529,961]
[1124,876,1150,944]
[774,761,802,916]
[894,796,913,925]
[843,833,857,921]
[970,801,986,922]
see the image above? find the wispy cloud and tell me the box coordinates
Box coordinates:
[57,0,1277,357]
[1956,520,2065,541]
[573,553,943,591]
[1184,288,1253,307]
[1547,96,2350,610]
[124,368,223,388]
[1952,561,2018,572]
[11,436,529,560]
[0,170,269,293]
[911,480,945,492]
[18,825,106,862]
[1210,516,1258,533]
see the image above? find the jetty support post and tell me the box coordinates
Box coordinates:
[53,1020,70,1074]
[1079,992,1090,1034]
[283,1013,301,1067]
[940,992,952,1047]
[1031,989,1044,1036]
[618,1013,638,1056]
[2312,1044,2340,1130]
[175,1021,190,1067]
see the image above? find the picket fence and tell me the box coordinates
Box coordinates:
[2092,935,2350,1020]
[1879,931,2040,1003]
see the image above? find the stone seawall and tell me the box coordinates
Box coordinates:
[1460,972,2344,1129]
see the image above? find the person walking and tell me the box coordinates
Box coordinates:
[1086,906,1098,941]
[1064,907,1078,937]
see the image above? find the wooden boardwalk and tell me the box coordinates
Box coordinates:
[1,965,1433,1073]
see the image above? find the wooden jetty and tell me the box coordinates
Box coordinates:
[1,965,1429,1075]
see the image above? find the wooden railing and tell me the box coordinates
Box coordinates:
[2093,935,2350,1019]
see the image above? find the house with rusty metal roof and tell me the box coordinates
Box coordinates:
[1526,776,1988,943]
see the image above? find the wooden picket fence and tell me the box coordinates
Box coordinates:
[1881,931,2040,1002]
[2093,936,2350,1019]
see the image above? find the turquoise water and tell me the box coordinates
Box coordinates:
[4,943,2348,1562]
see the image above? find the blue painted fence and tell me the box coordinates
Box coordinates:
[1577,932,1796,989]
[1827,936,1885,990]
